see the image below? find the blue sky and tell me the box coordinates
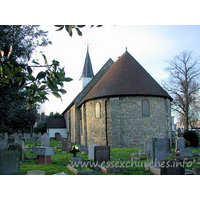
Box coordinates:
[33,25,200,122]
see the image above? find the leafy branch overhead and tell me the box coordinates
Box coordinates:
[0,48,72,109]
[54,25,102,36]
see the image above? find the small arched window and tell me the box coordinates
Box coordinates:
[95,102,101,118]
[142,100,150,117]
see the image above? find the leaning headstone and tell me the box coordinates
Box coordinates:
[0,138,8,150]
[94,146,110,163]
[61,140,72,152]
[0,150,20,175]
[160,159,185,175]
[27,170,45,175]
[180,148,193,157]
[41,133,49,147]
[89,144,99,160]
[151,138,166,166]
[175,137,185,151]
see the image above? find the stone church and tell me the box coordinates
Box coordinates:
[62,48,173,148]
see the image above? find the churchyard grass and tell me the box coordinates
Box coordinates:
[18,139,200,175]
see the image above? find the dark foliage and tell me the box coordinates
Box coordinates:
[183,131,199,147]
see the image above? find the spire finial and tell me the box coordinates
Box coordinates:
[85,42,91,51]
[126,47,127,52]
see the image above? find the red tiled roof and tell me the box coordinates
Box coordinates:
[46,118,66,129]
[79,51,172,104]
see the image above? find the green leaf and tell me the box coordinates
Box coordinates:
[1,78,10,83]
[77,25,86,28]
[39,91,48,96]
[55,25,64,31]
[19,78,25,87]
[47,77,57,91]
[27,66,32,75]
[26,51,30,61]
[53,72,61,80]
[7,46,12,58]
[36,71,46,80]
[32,59,40,65]
[39,85,46,90]
[42,54,48,65]
[75,28,82,36]
[0,50,4,57]
[58,89,67,94]
[27,75,36,81]
[64,77,73,82]
[53,92,61,98]
[65,25,73,36]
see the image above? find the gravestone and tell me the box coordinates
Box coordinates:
[144,140,151,154]
[164,137,171,152]
[175,137,185,151]
[94,146,110,163]
[160,159,185,175]
[71,155,83,165]
[0,138,7,150]
[55,133,62,141]
[8,143,23,161]
[89,144,99,160]
[79,145,88,153]
[151,138,166,166]
[41,133,49,147]
[139,150,143,156]
[61,140,72,152]
[27,170,45,175]
[180,148,193,157]
[144,140,152,161]
[0,150,20,175]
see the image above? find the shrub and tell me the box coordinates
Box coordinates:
[183,131,199,147]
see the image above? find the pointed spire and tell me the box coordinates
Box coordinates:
[80,47,94,79]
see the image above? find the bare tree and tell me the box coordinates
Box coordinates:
[163,50,200,131]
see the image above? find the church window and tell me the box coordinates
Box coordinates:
[95,102,101,118]
[142,99,150,117]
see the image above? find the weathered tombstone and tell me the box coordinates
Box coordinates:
[164,137,171,152]
[61,140,72,152]
[175,137,185,151]
[144,140,152,161]
[139,150,143,156]
[94,146,110,163]
[0,138,8,150]
[79,145,88,153]
[55,132,62,141]
[160,159,185,175]
[8,143,23,161]
[144,140,151,154]
[89,144,99,160]
[0,150,20,175]
[71,155,83,165]
[180,148,193,157]
[151,138,166,166]
[27,170,45,175]
[41,133,49,147]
